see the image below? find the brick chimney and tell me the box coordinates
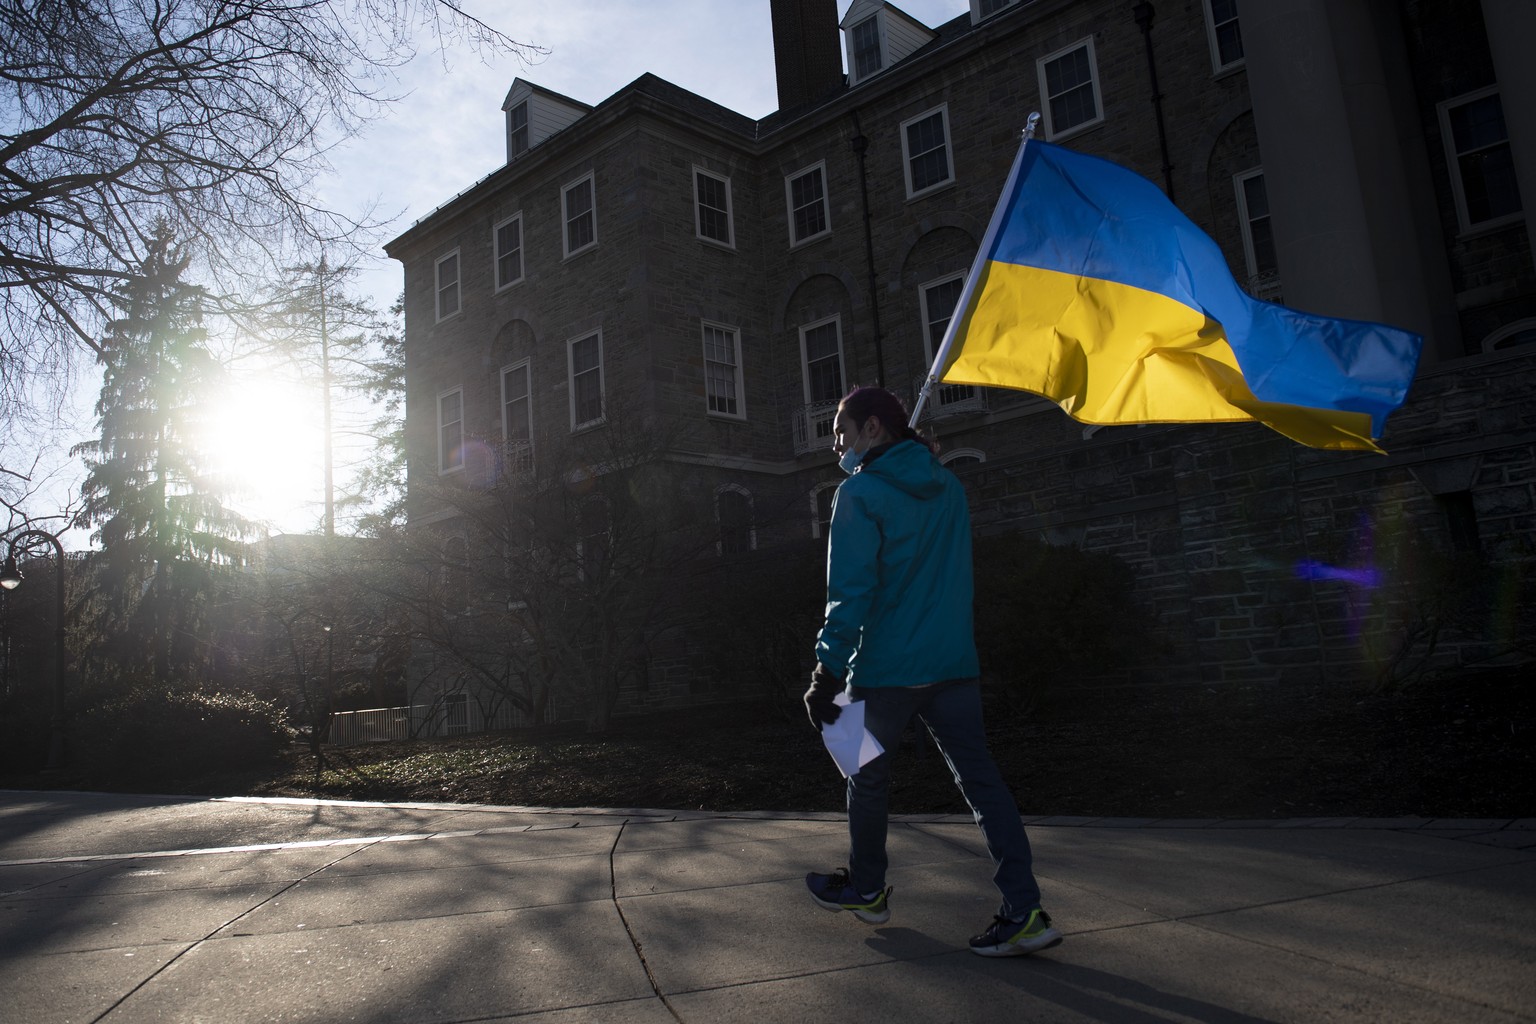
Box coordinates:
[770,0,845,113]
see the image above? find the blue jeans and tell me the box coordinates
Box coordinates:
[846,679,1042,918]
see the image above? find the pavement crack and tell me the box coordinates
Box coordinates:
[609,819,686,1024]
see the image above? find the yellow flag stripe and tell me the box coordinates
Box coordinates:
[941,261,1383,452]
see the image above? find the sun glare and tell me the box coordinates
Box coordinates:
[201,371,327,534]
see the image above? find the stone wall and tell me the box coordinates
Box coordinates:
[959,347,1536,688]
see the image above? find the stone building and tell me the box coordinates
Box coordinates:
[385,0,1534,724]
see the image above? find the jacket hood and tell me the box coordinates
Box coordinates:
[858,439,944,499]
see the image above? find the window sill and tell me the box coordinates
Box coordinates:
[906,179,958,204]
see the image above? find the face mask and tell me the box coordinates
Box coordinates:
[838,446,863,475]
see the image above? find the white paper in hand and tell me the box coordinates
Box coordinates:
[821,693,884,778]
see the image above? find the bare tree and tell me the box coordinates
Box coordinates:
[0,0,540,434]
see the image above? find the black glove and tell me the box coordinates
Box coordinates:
[803,663,844,730]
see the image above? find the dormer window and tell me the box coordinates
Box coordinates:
[972,0,1019,21]
[851,17,883,79]
[501,79,593,164]
[508,101,529,157]
[842,2,934,87]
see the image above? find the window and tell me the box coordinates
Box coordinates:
[508,100,529,157]
[851,16,883,80]
[494,214,523,290]
[1439,87,1523,233]
[563,172,596,256]
[442,537,469,616]
[438,388,463,473]
[1483,319,1536,352]
[1038,38,1103,139]
[501,361,533,473]
[811,483,837,539]
[716,486,754,555]
[1203,0,1243,72]
[973,0,1017,19]
[568,331,604,429]
[703,322,745,418]
[941,448,986,468]
[694,168,734,247]
[920,274,977,409]
[902,106,954,197]
[800,316,844,448]
[786,163,831,246]
[577,497,610,582]
[435,250,460,321]
[1234,168,1278,290]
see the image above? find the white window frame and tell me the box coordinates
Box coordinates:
[567,330,605,431]
[434,249,461,322]
[1037,37,1104,141]
[715,484,756,555]
[919,272,978,410]
[918,272,966,367]
[1233,167,1274,280]
[849,15,884,83]
[562,171,597,258]
[508,100,530,157]
[1482,318,1536,353]
[502,359,532,442]
[693,167,735,248]
[702,320,746,420]
[1438,86,1523,234]
[785,162,832,247]
[901,104,955,199]
[810,482,839,539]
[940,448,986,467]
[437,386,464,474]
[493,213,524,291]
[799,314,845,406]
[1202,0,1244,73]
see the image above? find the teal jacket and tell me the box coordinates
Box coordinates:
[815,439,980,687]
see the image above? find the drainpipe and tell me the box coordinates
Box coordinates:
[849,110,886,387]
[1133,2,1176,200]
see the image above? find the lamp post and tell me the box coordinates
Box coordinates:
[1,529,68,770]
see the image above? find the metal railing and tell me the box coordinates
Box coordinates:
[793,400,839,455]
[913,377,987,420]
[501,438,535,476]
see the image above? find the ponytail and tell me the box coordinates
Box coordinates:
[840,386,938,454]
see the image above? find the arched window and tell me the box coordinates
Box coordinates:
[941,448,986,469]
[716,485,754,555]
[1483,318,1536,352]
[442,536,468,616]
[811,482,839,539]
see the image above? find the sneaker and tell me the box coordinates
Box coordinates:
[969,909,1063,957]
[805,868,891,924]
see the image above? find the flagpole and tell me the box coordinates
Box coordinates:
[909,111,1040,429]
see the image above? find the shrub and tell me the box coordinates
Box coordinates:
[0,690,54,773]
[73,687,290,787]
[972,533,1149,708]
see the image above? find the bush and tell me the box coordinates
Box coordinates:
[73,687,290,787]
[972,533,1149,708]
[0,690,54,772]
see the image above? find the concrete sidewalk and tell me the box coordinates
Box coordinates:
[1,791,1532,1023]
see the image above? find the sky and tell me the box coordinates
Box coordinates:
[33,0,974,545]
[327,0,972,316]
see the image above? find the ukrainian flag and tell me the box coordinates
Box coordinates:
[936,139,1423,452]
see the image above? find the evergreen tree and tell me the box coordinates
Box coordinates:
[72,227,252,685]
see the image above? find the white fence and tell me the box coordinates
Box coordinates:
[324,700,555,747]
